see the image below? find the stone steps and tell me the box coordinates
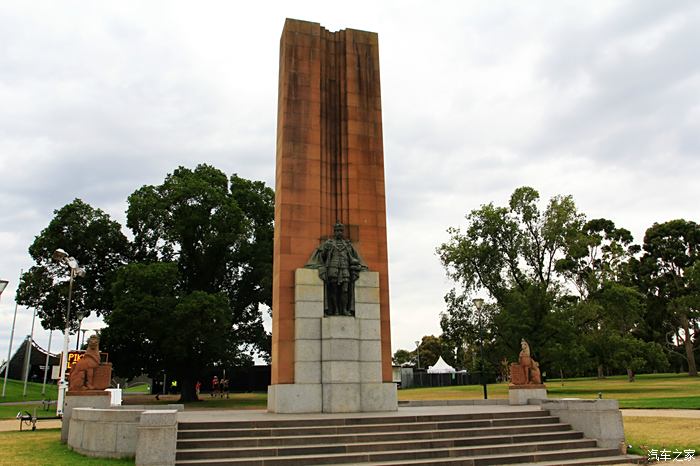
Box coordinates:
[175,409,642,465]
[178,424,577,449]
[177,431,589,458]
[177,416,560,440]
[177,410,548,432]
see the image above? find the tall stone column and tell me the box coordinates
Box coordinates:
[271,19,392,387]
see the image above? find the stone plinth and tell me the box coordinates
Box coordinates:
[66,407,179,464]
[68,408,142,458]
[272,19,392,387]
[508,384,547,405]
[62,391,110,443]
[135,410,178,466]
[529,399,625,449]
[267,268,396,413]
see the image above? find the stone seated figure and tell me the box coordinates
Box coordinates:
[509,339,542,385]
[67,334,112,392]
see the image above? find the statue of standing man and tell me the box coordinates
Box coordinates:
[307,222,366,316]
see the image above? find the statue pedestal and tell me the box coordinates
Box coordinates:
[61,391,110,443]
[267,269,397,413]
[508,384,547,405]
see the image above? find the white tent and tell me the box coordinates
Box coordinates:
[427,356,456,374]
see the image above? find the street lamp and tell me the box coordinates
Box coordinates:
[414,340,421,369]
[53,249,86,416]
[0,279,10,398]
[2,274,20,399]
[472,298,487,400]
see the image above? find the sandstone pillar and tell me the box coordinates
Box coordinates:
[272,19,391,386]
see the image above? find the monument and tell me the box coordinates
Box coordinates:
[267,19,396,413]
[67,335,112,391]
[62,334,112,442]
[509,339,547,405]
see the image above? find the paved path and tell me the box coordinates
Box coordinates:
[1,406,697,432]
[0,400,45,406]
[621,408,700,419]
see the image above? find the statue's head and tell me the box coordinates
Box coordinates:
[333,222,345,239]
[87,334,99,350]
[520,339,529,351]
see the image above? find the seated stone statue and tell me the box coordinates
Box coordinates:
[509,339,542,385]
[67,334,112,391]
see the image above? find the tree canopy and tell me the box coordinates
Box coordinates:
[18,165,274,402]
[16,199,130,331]
[102,165,274,401]
[438,186,670,380]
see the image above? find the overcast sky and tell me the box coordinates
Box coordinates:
[2,1,699,368]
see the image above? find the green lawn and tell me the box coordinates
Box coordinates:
[0,429,134,465]
[185,392,267,409]
[398,373,700,409]
[123,383,150,393]
[624,416,700,458]
[0,379,57,403]
[0,403,59,420]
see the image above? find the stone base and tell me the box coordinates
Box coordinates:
[269,382,397,413]
[66,407,178,464]
[268,269,397,414]
[529,398,624,449]
[508,384,547,405]
[267,384,322,413]
[361,382,398,412]
[62,392,110,443]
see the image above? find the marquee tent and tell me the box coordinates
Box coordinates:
[427,356,456,374]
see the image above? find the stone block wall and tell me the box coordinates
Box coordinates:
[268,268,396,413]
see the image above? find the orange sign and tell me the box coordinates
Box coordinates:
[64,350,108,378]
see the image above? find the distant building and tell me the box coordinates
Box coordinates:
[0,337,59,382]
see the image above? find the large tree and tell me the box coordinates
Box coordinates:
[16,199,130,331]
[556,218,666,379]
[637,220,700,376]
[438,186,584,366]
[102,165,274,401]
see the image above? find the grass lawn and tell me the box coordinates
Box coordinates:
[122,392,268,410]
[624,416,700,458]
[398,373,700,409]
[0,403,59,420]
[0,379,57,403]
[187,392,267,409]
[0,428,134,465]
[123,383,150,393]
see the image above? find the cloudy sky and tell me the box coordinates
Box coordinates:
[1,1,699,367]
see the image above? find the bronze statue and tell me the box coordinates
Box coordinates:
[307,222,366,316]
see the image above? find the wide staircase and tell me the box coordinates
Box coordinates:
[175,409,643,465]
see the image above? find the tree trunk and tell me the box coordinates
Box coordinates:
[680,314,698,376]
[178,376,200,402]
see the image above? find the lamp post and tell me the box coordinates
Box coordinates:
[472,298,487,399]
[22,306,37,397]
[41,330,53,396]
[80,328,89,349]
[53,249,85,416]
[2,274,19,398]
[414,340,420,369]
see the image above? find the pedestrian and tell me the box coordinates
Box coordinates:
[211,375,218,397]
[221,378,229,398]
